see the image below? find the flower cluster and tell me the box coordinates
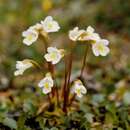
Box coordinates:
[14,16,110,101]
[69,26,110,56]
[22,16,60,46]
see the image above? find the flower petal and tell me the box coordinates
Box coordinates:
[14,70,24,76]
[47,47,57,53]
[41,16,60,33]
[100,46,110,56]
[101,39,109,46]
[44,54,52,62]
[44,16,53,23]
[42,87,52,94]
[86,26,94,33]
[23,38,33,46]
[92,44,100,56]
[81,86,87,94]
[38,79,45,88]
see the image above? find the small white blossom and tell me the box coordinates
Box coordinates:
[71,80,87,98]
[41,16,60,33]
[69,27,85,41]
[38,73,54,94]
[44,47,65,64]
[22,16,60,45]
[14,60,32,76]
[22,29,38,46]
[78,26,100,41]
[92,39,110,56]
[69,26,100,42]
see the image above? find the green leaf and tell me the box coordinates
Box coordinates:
[17,113,26,130]
[84,113,94,123]
[91,94,105,106]
[123,92,130,105]
[50,127,59,130]
[23,100,37,115]
[3,117,17,129]
[36,117,46,130]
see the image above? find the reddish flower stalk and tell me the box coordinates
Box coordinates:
[55,80,60,107]
[62,56,69,113]
[62,52,73,113]
[80,45,89,77]
[48,93,52,104]
[66,52,73,106]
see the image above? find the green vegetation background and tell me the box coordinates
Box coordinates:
[0,0,130,129]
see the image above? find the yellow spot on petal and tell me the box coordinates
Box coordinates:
[27,35,33,41]
[50,53,56,59]
[97,44,105,52]
[47,23,53,29]
[76,89,81,95]
[44,82,49,89]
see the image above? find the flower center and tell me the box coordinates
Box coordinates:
[44,82,49,89]
[27,34,33,41]
[50,52,57,59]
[97,44,104,52]
[48,23,53,29]
[76,89,81,95]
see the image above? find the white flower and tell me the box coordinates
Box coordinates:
[44,47,65,64]
[22,16,60,45]
[22,29,38,46]
[78,26,100,42]
[41,16,60,33]
[14,59,33,76]
[92,39,110,56]
[69,27,85,41]
[68,26,100,42]
[38,73,54,94]
[71,80,87,98]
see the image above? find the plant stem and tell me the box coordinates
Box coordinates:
[66,52,73,106]
[41,33,49,52]
[63,56,69,113]
[62,42,76,113]
[80,45,89,77]
[48,94,51,104]
[55,80,60,107]
[69,94,76,106]
[42,35,55,104]
[29,60,42,70]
